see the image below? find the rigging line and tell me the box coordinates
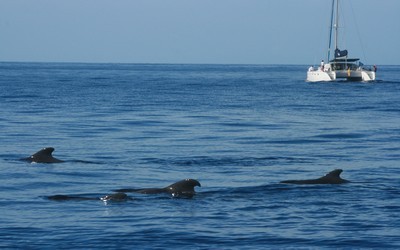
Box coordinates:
[349,0,368,64]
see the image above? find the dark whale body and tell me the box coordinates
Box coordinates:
[22,147,64,163]
[114,179,201,198]
[46,179,201,202]
[280,169,349,184]
[47,192,130,202]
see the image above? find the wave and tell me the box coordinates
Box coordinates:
[313,132,367,139]
[139,155,313,167]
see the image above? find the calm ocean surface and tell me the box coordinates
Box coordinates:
[1,62,399,249]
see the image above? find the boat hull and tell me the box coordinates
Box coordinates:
[334,69,376,81]
[307,70,336,82]
[307,65,375,82]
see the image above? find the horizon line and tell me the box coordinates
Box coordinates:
[0,60,394,67]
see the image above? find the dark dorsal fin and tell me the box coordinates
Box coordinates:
[322,169,343,179]
[165,179,201,197]
[33,147,55,157]
[25,147,64,163]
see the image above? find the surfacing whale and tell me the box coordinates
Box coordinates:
[47,192,131,202]
[22,147,64,163]
[280,169,349,184]
[114,179,201,198]
[47,179,201,201]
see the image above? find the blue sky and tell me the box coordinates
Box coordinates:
[1,0,399,65]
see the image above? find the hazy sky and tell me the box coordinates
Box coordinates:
[1,0,399,65]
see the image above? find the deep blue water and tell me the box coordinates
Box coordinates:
[1,62,400,249]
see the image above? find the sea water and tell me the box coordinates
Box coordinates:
[0,62,399,249]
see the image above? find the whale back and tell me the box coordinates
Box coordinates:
[47,193,130,201]
[113,179,201,198]
[132,188,166,194]
[281,169,349,184]
[47,195,96,201]
[100,193,130,202]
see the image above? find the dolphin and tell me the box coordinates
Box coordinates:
[280,169,349,184]
[114,179,201,198]
[22,147,64,163]
[47,192,131,202]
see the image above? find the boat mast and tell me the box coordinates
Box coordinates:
[327,0,335,61]
[334,0,339,51]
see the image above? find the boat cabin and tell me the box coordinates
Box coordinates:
[330,58,360,71]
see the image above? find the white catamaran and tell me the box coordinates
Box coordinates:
[306,0,376,82]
